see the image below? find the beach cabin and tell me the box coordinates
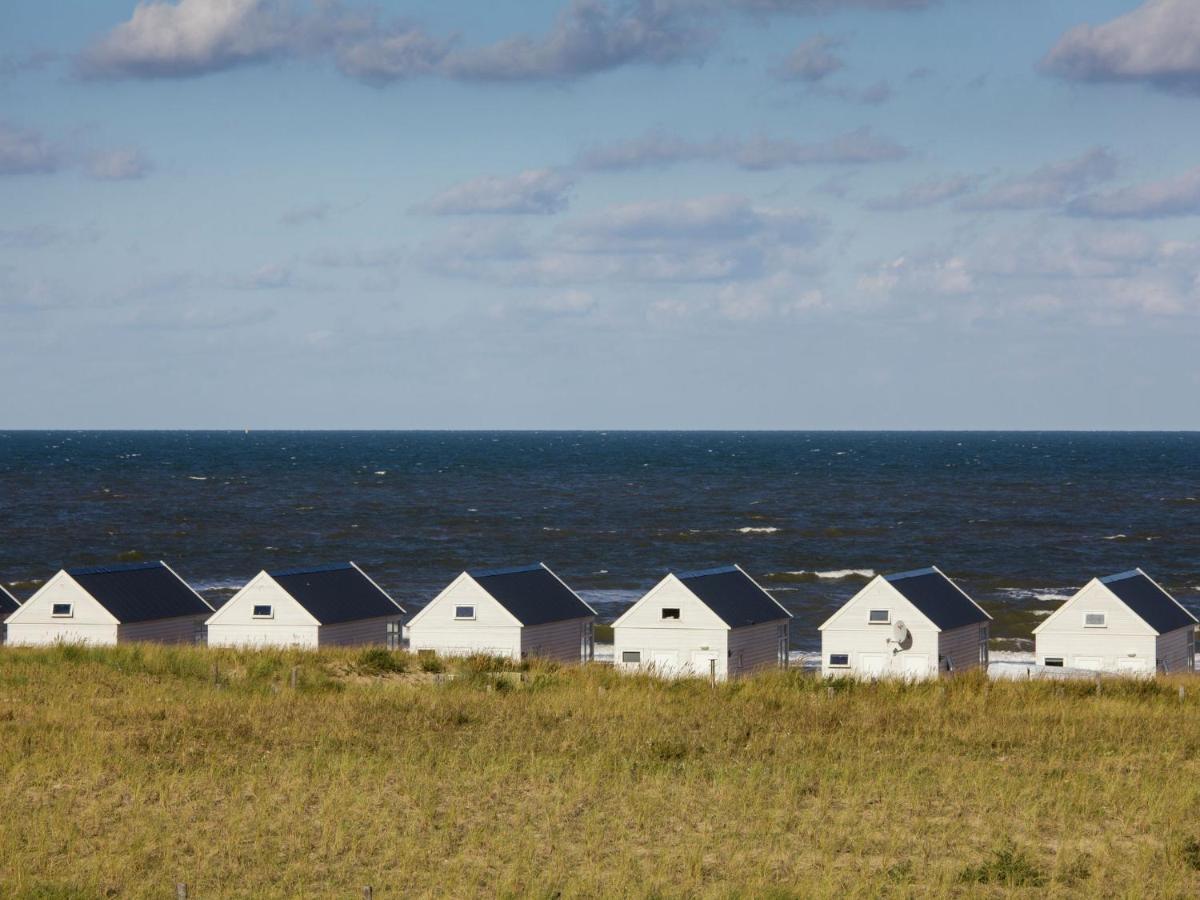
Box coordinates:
[0,584,20,644]
[611,565,791,680]
[819,567,991,679]
[406,563,596,663]
[5,561,212,646]
[1032,569,1197,675]
[205,562,406,649]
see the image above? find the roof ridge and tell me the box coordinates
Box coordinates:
[269,562,355,577]
[677,564,739,580]
[470,563,545,578]
[67,561,165,576]
[885,566,938,582]
[1099,569,1142,583]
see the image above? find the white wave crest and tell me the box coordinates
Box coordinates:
[737,527,780,534]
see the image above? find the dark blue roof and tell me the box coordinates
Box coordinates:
[1100,570,1197,634]
[885,567,990,630]
[677,565,791,628]
[0,584,19,615]
[268,563,404,625]
[468,563,594,626]
[67,561,212,623]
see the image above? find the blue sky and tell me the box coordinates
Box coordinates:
[2,0,1199,428]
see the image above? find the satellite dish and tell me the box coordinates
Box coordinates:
[891,620,909,644]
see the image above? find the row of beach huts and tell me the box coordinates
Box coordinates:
[0,560,1195,680]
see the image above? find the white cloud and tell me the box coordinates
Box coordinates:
[1068,166,1200,219]
[1042,0,1200,95]
[772,35,843,82]
[865,174,976,210]
[87,147,153,181]
[0,122,59,175]
[960,148,1117,211]
[422,169,575,215]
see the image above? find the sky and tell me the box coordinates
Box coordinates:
[2,0,1200,429]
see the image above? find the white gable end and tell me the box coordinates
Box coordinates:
[819,577,938,634]
[1032,580,1157,637]
[611,575,729,630]
[206,572,321,628]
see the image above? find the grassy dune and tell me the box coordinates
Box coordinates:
[1,646,1200,898]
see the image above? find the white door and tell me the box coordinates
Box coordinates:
[690,651,720,679]
[1073,656,1103,671]
[1116,658,1150,676]
[900,655,929,680]
[859,654,886,677]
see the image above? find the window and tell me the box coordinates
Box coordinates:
[386,620,402,651]
[868,609,890,624]
[1084,612,1106,628]
[252,604,273,619]
[828,653,849,667]
[622,651,641,664]
[454,605,475,620]
[661,608,681,620]
[1044,657,1064,667]
[51,603,73,618]
[979,625,989,667]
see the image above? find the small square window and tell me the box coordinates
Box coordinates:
[51,603,73,618]
[868,609,890,624]
[829,653,850,667]
[622,651,641,663]
[1044,657,1064,667]
[252,605,273,619]
[1084,612,1106,628]
[454,605,476,620]
[661,608,681,620]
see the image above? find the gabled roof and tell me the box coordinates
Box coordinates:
[0,584,19,616]
[676,565,792,628]
[267,563,405,625]
[884,567,990,630]
[1099,569,1197,635]
[66,561,212,623]
[468,563,595,626]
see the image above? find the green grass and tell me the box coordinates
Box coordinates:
[1,644,1199,898]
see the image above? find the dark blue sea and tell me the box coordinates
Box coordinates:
[1,431,1198,651]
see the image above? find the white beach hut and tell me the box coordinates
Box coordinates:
[1032,569,1197,675]
[205,562,406,649]
[5,561,213,646]
[406,563,596,663]
[611,565,791,680]
[819,566,991,679]
[0,584,20,644]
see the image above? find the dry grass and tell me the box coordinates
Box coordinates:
[1,645,1200,898]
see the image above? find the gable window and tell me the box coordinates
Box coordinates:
[252,605,273,619]
[828,653,850,667]
[661,608,681,620]
[868,609,890,624]
[1044,657,1064,667]
[1084,612,1107,628]
[51,603,73,618]
[622,651,641,664]
[454,605,476,620]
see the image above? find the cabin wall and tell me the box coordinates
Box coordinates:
[319,615,402,648]
[726,619,789,677]
[5,575,119,646]
[939,622,987,674]
[1034,582,1158,672]
[1157,626,1196,674]
[118,615,205,645]
[613,576,732,679]
[408,577,523,659]
[520,616,593,663]
[206,576,321,648]
[820,578,940,679]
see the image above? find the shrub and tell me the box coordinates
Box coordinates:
[958,843,1047,887]
[356,647,407,675]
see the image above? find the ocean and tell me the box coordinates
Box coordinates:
[1,431,1197,651]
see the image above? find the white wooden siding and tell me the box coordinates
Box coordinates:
[938,622,985,674]
[406,575,523,659]
[1034,580,1159,673]
[118,615,205,644]
[612,576,731,679]
[819,577,942,679]
[206,573,322,648]
[520,616,592,663]
[5,572,120,646]
[320,615,402,648]
[726,619,788,678]
[1156,626,1195,674]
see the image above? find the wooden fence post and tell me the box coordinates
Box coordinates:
[709,659,716,688]
[290,666,298,689]
[363,887,373,900]
[176,883,187,900]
